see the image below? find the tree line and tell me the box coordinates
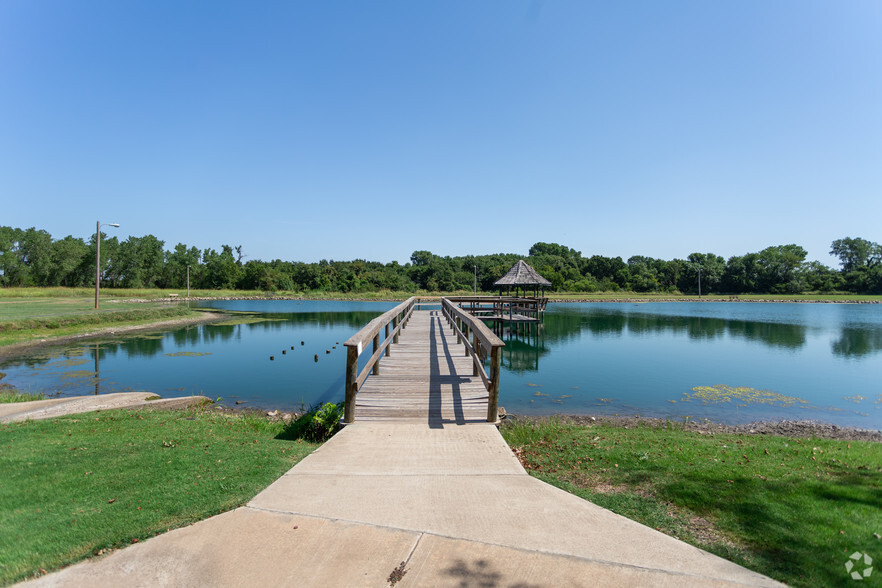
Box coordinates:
[1,226,880,294]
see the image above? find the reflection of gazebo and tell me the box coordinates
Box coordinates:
[494,259,551,299]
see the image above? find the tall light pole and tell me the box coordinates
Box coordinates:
[95,221,120,309]
[474,265,477,294]
[697,266,702,299]
[187,264,191,298]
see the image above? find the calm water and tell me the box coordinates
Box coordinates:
[2,301,880,429]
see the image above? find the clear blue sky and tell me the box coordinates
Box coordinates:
[2,1,880,267]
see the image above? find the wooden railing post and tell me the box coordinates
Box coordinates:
[372,334,380,375]
[472,333,480,376]
[345,345,358,423]
[384,323,391,357]
[487,345,501,422]
[393,316,400,344]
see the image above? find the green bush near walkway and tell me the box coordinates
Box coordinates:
[0,409,319,586]
[500,418,882,588]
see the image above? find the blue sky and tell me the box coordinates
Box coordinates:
[2,1,880,267]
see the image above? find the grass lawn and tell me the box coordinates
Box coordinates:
[500,418,882,588]
[0,408,319,585]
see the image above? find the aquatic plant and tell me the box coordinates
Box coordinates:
[682,385,809,407]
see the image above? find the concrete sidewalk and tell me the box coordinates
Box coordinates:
[0,393,209,423]
[20,422,783,587]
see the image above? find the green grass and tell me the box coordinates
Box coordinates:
[500,418,882,588]
[0,408,320,585]
[0,389,45,403]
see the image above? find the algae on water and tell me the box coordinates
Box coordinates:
[682,385,809,407]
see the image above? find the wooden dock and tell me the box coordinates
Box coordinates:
[344,298,504,426]
[353,310,490,424]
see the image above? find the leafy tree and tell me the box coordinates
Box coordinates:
[49,235,89,286]
[0,226,24,286]
[830,237,882,272]
[754,245,807,293]
[162,243,202,289]
[16,228,54,286]
[802,261,843,293]
[112,235,165,288]
[722,254,760,293]
[678,253,725,294]
[201,245,240,289]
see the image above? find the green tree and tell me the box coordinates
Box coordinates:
[679,253,725,294]
[830,237,882,272]
[0,226,25,286]
[162,243,202,289]
[49,235,90,287]
[201,245,241,289]
[112,235,165,288]
[754,244,807,293]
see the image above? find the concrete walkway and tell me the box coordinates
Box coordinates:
[20,421,783,587]
[0,393,209,423]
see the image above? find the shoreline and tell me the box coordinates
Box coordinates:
[0,312,228,359]
[204,404,882,442]
[502,413,882,442]
[114,295,880,305]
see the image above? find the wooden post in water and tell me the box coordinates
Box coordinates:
[344,345,358,423]
[487,345,502,423]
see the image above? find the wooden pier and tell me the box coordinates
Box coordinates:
[343,298,504,425]
[446,296,547,323]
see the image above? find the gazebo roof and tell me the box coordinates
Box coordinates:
[494,259,552,287]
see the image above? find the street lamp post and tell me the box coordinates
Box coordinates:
[187,265,191,298]
[95,221,120,309]
[697,266,702,299]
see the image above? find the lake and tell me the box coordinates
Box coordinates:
[2,300,880,429]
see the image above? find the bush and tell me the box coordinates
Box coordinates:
[277,402,344,442]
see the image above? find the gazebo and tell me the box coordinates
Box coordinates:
[494,259,551,299]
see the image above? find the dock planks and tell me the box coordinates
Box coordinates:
[353,310,491,425]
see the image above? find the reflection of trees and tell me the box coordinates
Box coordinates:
[541,307,808,349]
[172,326,202,346]
[832,328,882,358]
[120,336,165,358]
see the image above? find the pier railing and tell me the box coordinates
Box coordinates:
[445,295,547,321]
[343,297,415,424]
[441,297,505,422]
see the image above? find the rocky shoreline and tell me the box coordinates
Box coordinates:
[202,404,881,442]
[118,295,880,305]
[503,414,882,442]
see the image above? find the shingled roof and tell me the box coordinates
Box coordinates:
[494,259,551,287]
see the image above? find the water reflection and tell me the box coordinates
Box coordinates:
[832,328,882,358]
[542,307,809,349]
[2,301,880,429]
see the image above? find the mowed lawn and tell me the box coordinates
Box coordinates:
[501,418,882,588]
[0,409,319,585]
